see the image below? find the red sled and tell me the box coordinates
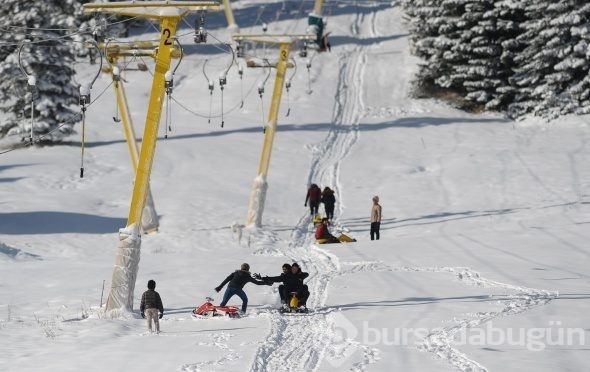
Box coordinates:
[192,297,240,318]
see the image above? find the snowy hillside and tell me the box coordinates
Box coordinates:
[1,2,589,372]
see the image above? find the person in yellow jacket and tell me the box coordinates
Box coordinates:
[370,196,382,240]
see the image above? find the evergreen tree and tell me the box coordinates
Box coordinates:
[510,0,584,119]
[486,0,527,111]
[560,3,590,115]
[403,0,590,120]
[402,0,447,96]
[0,0,81,141]
[438,0,501,109]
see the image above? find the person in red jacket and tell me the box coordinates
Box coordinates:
[315,218,340,244]
[305,183,322,215]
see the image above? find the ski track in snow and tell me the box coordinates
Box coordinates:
[247,8,371,372]
[243,6,558,372]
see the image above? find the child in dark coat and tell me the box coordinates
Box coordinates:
[140,279,164,333]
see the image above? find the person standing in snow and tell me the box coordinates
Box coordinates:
[215,263,269,314]
[370,195,382,240]
[305,183,322,216]
[140,279,164,333]
[321,186,336,220]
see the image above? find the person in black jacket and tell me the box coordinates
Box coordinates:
[291,262,310,308]
[140,279,164,333]
[215,263,268,313]
[321,187,336,220]
[255,263,308,309]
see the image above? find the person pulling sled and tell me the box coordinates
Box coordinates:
[214,263,270,315]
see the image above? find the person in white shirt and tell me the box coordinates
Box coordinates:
[370,196,382,240]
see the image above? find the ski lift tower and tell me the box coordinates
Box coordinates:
[83,1,220,315]
[95,41,183,234]
[222,0,239,33]
[232,33,315,228]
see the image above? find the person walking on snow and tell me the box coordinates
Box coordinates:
[140,279,164,333]
[215,263,269,314]
[304,183,322,216]
[321,186,336,220]
[370,195,382,240]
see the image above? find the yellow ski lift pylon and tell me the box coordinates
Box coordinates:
[98,42,166,234]
[232,33,315,228]
[222,0,239,33]
[83,1,220,314]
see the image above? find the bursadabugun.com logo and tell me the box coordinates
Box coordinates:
[321,312,586,366]
[361,320,585,351]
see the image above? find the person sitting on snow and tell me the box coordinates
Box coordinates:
[291,262,310,307]
[254,263,307,310]
[315,218,340,244]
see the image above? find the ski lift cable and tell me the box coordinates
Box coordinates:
[258,59,272,132]
[285,57,298,117]
[170,75,259,120]
[0,13,139,34]
[0,67,243,158]
[105,39,142,122]
[238,63,244,109]
[283,0,307,34]
[219,44,236,128]
[202,59,214,123]
[0,78,113,156]
[0,20,131,48]
[78,38,103,178]
[165,37,184,136]
[104,39,122,123]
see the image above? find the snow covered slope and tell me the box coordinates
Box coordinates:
[1,2,589,371]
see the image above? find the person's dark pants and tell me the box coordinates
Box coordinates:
[220,287,248,312]
[370,222,380,240]
[309,201,320,215]
[328,235,341,244]
[325,204,334,220]
[300,285,310,305]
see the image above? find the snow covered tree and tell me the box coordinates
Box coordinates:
[557,3,590,116]
[403,0,524,112]
[436,0,503,110]
[509,0,584,118]
[402,0,447,96]
[403,0,590,120]
[0,0,81,142]
[484,0,527,111]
